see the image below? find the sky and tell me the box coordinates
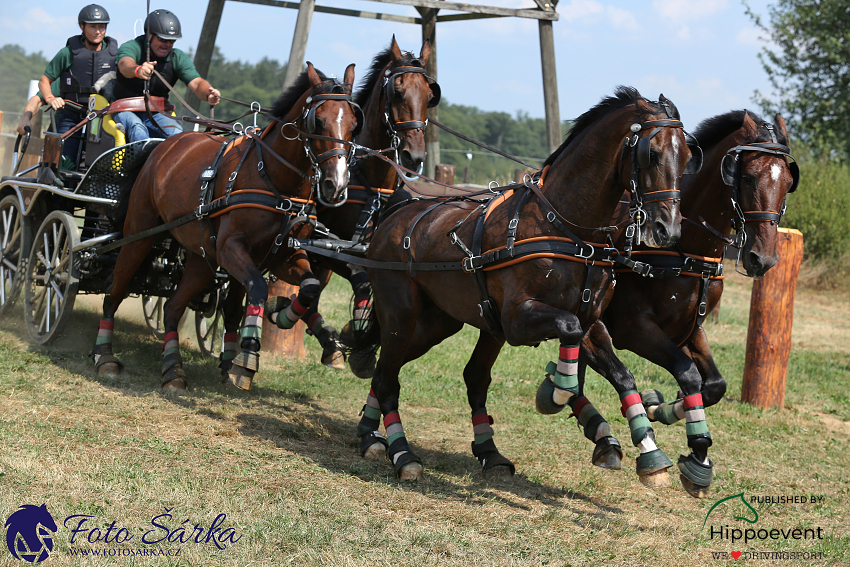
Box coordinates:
[1,0,780,131]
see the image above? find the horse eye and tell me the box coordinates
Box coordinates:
[392,89,403,102]
[741,173,756,187]
[649,150,659,165]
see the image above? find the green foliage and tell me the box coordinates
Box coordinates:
[746,0,850,160]
[437,103,568,185]
[781,145,850,286]
[0,44,48,114]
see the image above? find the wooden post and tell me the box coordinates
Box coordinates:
[282,0,316,91]
[185,0,226,114]
[261,279,306,359]
[434,163,455,185]
[418,7,439,180]
[538,19,561,155]
[741,228,804,408]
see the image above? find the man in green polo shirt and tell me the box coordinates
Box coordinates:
[112,9,220,142]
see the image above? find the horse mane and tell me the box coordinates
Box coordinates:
[691,110,787,148]
[543,86,672,168]
[269,67,351,119]
[354,44,423,107]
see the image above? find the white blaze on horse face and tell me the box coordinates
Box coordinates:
[328,107,349,187]
[771,163,782,182]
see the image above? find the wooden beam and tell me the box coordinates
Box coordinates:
[185,0,226,115]
[282,0,316,91]
[538,18,561,154]
[418,7,440,179]
[367,0,558,21]
[235,0,419,23]
[436,13,502,22]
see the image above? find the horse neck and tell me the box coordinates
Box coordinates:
[354,65,398,189]
[264,91,316,198]
[678,130,741,256]
[543,111,630,231]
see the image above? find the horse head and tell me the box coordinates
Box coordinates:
[303,62,360,206]
[722,112,798,278]
[625,93,691,248]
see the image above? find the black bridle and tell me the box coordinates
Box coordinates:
[379,63,440,167]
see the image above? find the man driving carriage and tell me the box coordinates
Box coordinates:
[112,9,221,142]
[37,4,116,168]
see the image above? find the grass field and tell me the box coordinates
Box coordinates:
[0,271,848,566]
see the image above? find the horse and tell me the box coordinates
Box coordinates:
[572,110,799,497]
[348,87,695,479]
[266,36,438,374]
[91,63,361,391]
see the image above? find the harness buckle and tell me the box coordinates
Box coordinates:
[698,301,707,317]
[257,160,264,171]
[403,236,411,250]
[228,171,238,182]
[625,224,635,239]
[581,288,592,303]
[633,261,652,277]
[274,233,285,247]
[508,218,519,230]
[576,243,594,259]
[276,200,293,212]
[546,211,556,224]
[462,257,477,273]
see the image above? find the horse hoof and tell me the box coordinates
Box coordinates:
[398,462,423,481]
[349,349,376,379]
[94,354,124,377]
[321,349,346,370]
[363,442,387,460]
[535,375,567,415]
[162,377,188,392]
[483,465,513,480]
[592,437,623,470]
[680,474,711,498]
[224,365,254,391]
[639,468,672,488]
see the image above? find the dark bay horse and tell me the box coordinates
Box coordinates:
[573,111,798,496]
[92,63,361,391]
[273,37,437,373]
[350,88,694,479]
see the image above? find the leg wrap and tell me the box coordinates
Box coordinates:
[570,396,611,442]
[536,344,580,414]
[352,296,371,332]
[161,331,182,375]
[95,317,114,348]
[357,388,382,438]
[655,398,685,425]
[298,275,321,305]
[471,408,494,447]
[241,304,264,348]
[620,389,653,447]
[220,332,239,363]
[384,411,413,466]
[273,297,308,330]
[683,393,712,446]
[308,313,340,349]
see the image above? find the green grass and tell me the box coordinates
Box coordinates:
[0,274,848,566]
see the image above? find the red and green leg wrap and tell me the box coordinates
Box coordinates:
[653,396,685,425]
[470,408,515,475]
[683,393,712,443]
[220,332,239,364]
[384,411,421,475]
[92,317,114,359]
[160,331,187,388]
[351,296,371,333]
[621,390,653,446]
[571,396,611,442]
[267,295,309,330]
[535,344,580,414]
[232,304,262,372]
[357,389,388,456]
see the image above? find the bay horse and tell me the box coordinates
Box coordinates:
[267,37,437,373]
[572,111,798,497]
[350,88,694,479]
[91,63,361,391]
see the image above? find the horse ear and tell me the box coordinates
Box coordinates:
[774,113,790,144]
[343,63,356,91]
[391,35,403,60]
[419,38,431,66]
[741,111,759,140]
[306,62,322,87]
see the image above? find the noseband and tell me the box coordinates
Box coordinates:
[381,64,440,143]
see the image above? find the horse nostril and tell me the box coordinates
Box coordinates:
[654,221,669,245]
[322,178,338,196]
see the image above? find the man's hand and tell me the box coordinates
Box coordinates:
[207,87,221,107]
[16,113,33,136]
[135,61,157,81]
[45,96,65,111]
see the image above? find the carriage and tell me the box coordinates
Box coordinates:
[0,94,228,351]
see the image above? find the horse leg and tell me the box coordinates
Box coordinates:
[300,264,345,369]
[93,236,157,377]
[569,349,623,471]
[580,322,672,486]
[342,264,376,379]
[160,253,216,391]
[464,331,515,478]
[611,319,715,498]
[217,278,245,380]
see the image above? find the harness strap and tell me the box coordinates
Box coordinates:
[404,199,462,276]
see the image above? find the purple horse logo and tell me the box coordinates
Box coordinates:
[4,504,57,563]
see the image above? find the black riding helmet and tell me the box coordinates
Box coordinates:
[78,4,110,25]
[145,9,182,40]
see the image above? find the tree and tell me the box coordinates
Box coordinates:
[0,44,48,115]
[746,0,850,159]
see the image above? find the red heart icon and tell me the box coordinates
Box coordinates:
[731,551,742,560]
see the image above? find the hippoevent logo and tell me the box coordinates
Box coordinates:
[4,505,242,561]
[704,492,827,561]
[4,504,58,563]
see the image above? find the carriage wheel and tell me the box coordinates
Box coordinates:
[0,195,32,316]
[142,295,167,340]
[195,307,225,359]
[24,211,80,345]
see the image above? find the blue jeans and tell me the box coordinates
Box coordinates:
[114,111,183,143]
[56,109,85,167]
